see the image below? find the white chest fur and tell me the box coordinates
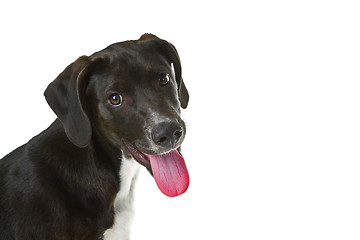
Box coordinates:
[103,155,140,240]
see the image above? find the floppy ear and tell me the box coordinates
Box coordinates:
[44,56,94,148]
[166,42,189,109]
[139,34,189,108]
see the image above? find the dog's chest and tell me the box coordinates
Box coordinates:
[103,155,140,240]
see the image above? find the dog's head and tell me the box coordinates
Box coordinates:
[44,34,189,197]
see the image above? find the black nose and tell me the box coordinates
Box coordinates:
[151,122,183,148]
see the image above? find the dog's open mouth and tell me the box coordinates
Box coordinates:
[124,141,189,197]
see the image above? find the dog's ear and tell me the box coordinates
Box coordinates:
[166,42,189,109]
[44,56,96,148]
[140,34,189,109]
[159,41,189,109]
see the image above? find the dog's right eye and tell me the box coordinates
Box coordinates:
[159,73,170,86]
[108,93,123,106]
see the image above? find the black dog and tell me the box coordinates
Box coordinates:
[0,34,189,240]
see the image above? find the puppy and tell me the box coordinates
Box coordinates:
[0,33,189,240]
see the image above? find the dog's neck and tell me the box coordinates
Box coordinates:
[89,129,124,173]
[103,154,140,240]
[88,125,141,239]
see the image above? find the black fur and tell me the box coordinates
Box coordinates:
[0,34,188,240]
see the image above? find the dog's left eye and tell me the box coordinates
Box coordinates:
[159,73,170,86]
[109,93,123,106]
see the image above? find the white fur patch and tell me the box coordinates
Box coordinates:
[103,155,140,240]
[170,62,176,81]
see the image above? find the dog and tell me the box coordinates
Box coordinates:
[0,33,189,240]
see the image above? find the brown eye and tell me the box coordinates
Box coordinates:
[109,93,123,106]
[159,73,170,86]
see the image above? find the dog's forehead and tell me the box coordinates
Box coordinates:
[89,40,175,92]
[110,47,171,74]
[100,39,167,63]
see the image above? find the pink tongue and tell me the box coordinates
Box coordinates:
[144,150,189,197]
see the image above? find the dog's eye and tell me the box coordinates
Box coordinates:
[159,73,170,86]
[109,93,123,106]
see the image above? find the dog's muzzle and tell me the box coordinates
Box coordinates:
[151,121,183,150]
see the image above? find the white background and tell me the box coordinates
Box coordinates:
[0,1,359,239]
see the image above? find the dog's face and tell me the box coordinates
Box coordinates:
[86,46,185,157]
[44,34,190,197]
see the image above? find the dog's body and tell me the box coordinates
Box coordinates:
[0,34,189,240]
